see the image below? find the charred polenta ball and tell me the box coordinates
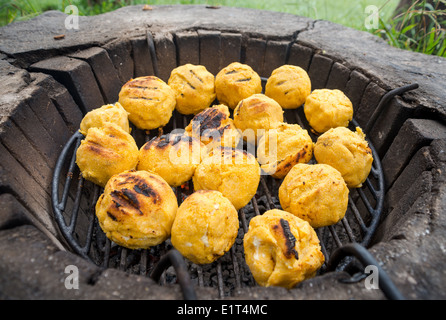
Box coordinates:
[137,133,206,187]
[279,163,349,229]
[95,170,178,249]
[118,76,176,130]
[257,123,313,179]
[193,147,260,210]
[304,89,353,133]
[314,126,373,188]
[76,122,139,187]
[233,94,284,143]
[79,102,130,135]
[185,104,242,150]
[215,62,262,109]
[171,190,239,264]
[265,65,311,109]
[168,64,216,115]
[243,209,324,289]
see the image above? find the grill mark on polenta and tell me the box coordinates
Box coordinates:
[127,85,159,90]
[128,97,160,102]
[225,69,238,75]
[272,219,299,260]
[235,77,252,82]
[189,69,204,83]
[191,108,227,136]
[107,211,118,221]
[133,183,159,203]
[111,188,143,215]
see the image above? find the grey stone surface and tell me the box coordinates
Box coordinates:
[29,55,104,113]
[0,4,446,300]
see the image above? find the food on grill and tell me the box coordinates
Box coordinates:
[95,170,178,249]
[193,147,260,210]
[279,163,349,228]
[118,76,176,130]
[314,126,373,188]
[79,102,130,135]
[184,104,242,150]
[137,133,206,187]
[257,122,313,179]
[215,62,262,109]
[76,122,139,187]
[243,209,324,289]
[168,64,216,115]
[303,88,353,133]
[233,93,284,143]
[171,190,239,264]
[265,65,312,109]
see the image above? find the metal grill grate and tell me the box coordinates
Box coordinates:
[51,83,418,298]
[52,117,383,297]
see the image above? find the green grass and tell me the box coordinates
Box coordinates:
[376,0,446,57]
[0,0,399,30]
[0,0,444,57]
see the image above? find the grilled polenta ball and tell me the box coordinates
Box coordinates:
[137,133,206,187]
[257,123,313,179]
[168,64,216,115]
[304,89,353,133]
[118,76,176,130]
[171,190,239,264]
[193,147,260,210]
[185,104,242,150]
[95,170,178,249]
[233,94,284,143]
[215,62,262,109]
[279,163,349,228]
[243,209,324,289]
[76,122,139,187]
[265,65,311,109]
[314,126,373,188]
[79,102,130,135]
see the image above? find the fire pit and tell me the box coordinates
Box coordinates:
[1,5,446,300]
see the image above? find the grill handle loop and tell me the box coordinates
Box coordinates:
[326,243,405,300]
[150,249,197,300]
[365,83,419,132]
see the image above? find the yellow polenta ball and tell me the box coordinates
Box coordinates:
[215,62,262,109]
[79,102,130,135]
[184,104,242,150]
[168,64,216,115]
[279,163,349,229]
[265,65,311,109]
[95,170,178,249]
[243,209,324,289]
[257,123,313,179]
[233,94,284,143]
[171,190,239,264]
[76,122,139,187]
[193,147,260,210]
[118,76,175,130]
[137,133,206,187]
[314,126,373,188]
[304,89,353,133]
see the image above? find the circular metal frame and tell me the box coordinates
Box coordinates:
[51,84,417,298]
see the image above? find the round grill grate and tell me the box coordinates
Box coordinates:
[52,83,417,298]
